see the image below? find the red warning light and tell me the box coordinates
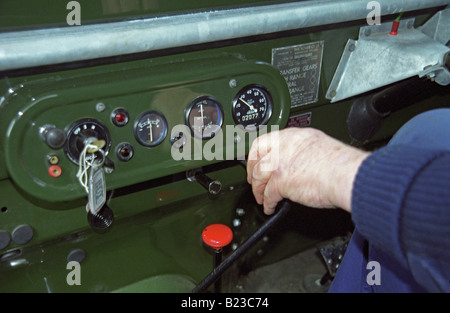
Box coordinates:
[111,108,129,127]
[115,113,126,123]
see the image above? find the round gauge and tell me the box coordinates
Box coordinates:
[133,111,168,147]
[232,85,273,130]
[64,118,111,165]
[185,96,224,139]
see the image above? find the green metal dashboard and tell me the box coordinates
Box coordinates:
[0,0,449,293]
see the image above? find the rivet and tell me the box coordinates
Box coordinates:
[95,102,106,112]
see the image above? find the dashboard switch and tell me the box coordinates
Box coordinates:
[40,125,66,149]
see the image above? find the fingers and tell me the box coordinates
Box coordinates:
[247,134,282,214]
[249,153,274,205]
[247,133,271,184]
[247,131,281,180]
[262,176,283,215]
[250,159,283,215]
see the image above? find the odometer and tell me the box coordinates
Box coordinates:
[232,85,272,130]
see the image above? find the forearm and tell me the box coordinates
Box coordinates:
[352,145,450,292]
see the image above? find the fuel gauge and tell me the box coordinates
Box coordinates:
[133,111,168,147]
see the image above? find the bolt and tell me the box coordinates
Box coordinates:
[229,79,237,88]
[235,284,244,291]
[95,102,106,112]
[104,167,114,174]
[236,208,245,216]
[407,20,414,29]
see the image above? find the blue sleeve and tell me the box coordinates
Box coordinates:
[351,145,450,292]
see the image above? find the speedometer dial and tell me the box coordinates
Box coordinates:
[232,85,273,130]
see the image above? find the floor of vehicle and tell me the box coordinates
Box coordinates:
[233,245,331,293]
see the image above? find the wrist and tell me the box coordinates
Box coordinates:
[330,146,370,213]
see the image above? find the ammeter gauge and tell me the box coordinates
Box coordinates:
[133,111,168,147]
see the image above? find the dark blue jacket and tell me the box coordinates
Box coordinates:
[330,108,450,293]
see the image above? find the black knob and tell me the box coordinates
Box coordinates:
[44,127,67,149]
[87,205,114,233]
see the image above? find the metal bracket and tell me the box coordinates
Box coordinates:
[316,234,352,277]
[326,9,450,103]
[420,7,450,45]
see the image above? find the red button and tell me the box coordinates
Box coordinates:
[202,224,233,250]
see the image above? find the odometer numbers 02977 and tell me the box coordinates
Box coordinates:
[232,85,273,130]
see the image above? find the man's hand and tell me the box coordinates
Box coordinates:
[246,128,370,215]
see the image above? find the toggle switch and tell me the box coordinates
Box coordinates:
[202,223,233,293]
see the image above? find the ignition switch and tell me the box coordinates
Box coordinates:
[63,118,111,165]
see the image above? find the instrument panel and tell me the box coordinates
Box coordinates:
[0,56,290,205]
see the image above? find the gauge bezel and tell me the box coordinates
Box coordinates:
[111,107,129,127]
[185,96,224,140]
[133,110,168,147]
[232,84,273,130]
[64,118,111,165]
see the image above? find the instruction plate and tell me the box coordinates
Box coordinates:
[272,41,324,107]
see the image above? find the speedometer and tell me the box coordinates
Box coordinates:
[232,85,273,130]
